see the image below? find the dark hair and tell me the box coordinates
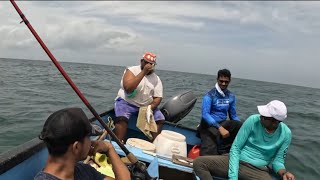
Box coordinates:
[45,142,68,156]
[39,108,92,156]
[43,136,86,157]
[217,69,231,79]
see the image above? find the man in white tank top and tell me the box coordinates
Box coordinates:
[114,52,165,142]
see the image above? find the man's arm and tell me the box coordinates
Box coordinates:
[91,141,130,180]
[122,69,146,93]
[122,64,154,93]
[272,128,292,176]
[228,115,254,180]
[228,95,240,121]
[202,95,230,138]
[201,95,220,128]
[150,97,162,111]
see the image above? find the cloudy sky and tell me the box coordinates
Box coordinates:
[1,1,320,88]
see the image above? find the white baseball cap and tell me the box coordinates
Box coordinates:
[257,100,287,121]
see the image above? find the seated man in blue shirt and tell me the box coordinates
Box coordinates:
[198,69,242,156]
[194,100,295,180]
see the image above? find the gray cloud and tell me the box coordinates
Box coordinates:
[1,1,320,88]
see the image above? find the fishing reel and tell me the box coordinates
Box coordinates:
[128,161,157,180]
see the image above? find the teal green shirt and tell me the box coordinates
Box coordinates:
[228,114,292,179]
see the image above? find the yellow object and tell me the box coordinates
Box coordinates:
[136,106,157,140]
[92,152,115,178]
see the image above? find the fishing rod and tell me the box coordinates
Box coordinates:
[10,0,131,158]
[10,1,155,178]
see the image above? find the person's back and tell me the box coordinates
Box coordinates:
[35,162,106,180]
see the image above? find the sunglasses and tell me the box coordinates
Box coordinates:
[218,80,230,84]
[144,60,155,65]
[261,116,281,123]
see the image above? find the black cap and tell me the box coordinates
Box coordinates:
[39,107,94,145]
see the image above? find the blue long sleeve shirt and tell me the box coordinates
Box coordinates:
[228,114,292,180]
[201,87,240,128]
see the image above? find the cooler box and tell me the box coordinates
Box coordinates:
[153,130,187,158]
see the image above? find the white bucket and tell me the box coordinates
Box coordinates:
[126,138,156,152]
[153,130,187,158]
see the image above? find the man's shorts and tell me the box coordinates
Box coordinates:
[114,97,165,121]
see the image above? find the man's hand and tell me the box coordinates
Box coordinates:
[282,171,295,180]
[90,141,113,155]
[142,63,154,75]
[218,126,230,138]
[90,141,131,179]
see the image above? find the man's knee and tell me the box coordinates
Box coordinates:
[156,120,164,126]
[115,116,129,124]
[114,117,129,139]
[193,156,209,170]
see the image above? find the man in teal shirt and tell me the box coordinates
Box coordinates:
[194,100,295,180]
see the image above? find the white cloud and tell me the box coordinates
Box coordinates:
[77,1,320,35]
[1,1,320,88]
[0,25,35,49]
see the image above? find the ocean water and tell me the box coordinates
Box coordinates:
[0,58,319,179]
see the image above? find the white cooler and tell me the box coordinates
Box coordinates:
[153,130,187,158]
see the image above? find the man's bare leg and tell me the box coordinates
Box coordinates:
[114,117,128,143]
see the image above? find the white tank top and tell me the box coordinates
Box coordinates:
[116,65,163,107]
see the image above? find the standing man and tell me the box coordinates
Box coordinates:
[198,69,242,156]
[34,107,130,180]
[114,52,165,142]
[194,100,295,180]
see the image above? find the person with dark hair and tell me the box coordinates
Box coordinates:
[34,107,130,180]
[114,52,165,142]
[198,68,242,156]
[194,100,295,180]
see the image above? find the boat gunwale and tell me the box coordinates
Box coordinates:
[0,137,45,175]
